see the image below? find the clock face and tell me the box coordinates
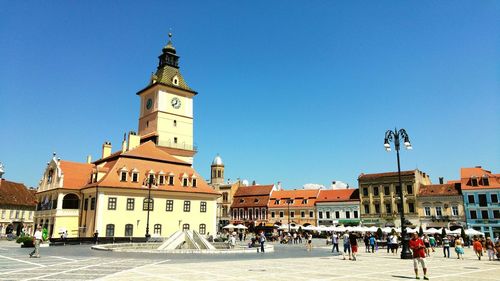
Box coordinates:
[171,97,181,109]
[146,98,153,110]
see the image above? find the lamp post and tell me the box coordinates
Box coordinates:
[384,128,413,259]
[145,176,153,240]
[286,199,292,233]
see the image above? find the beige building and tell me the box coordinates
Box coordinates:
[358,170,431,227]
[0,178,36,236]
[34,35,220,238]
[418,182,466,229]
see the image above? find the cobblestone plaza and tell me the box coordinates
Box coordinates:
[1,240,498,280]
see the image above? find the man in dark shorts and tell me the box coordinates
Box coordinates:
[349,232,359,261]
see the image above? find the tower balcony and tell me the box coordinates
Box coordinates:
[157,139,197,152]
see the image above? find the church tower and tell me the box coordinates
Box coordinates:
[210,155,224,185]
[136,33,197,164]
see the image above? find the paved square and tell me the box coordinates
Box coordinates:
[1,241,498,280]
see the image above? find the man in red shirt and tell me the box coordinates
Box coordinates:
[409,232,428,280]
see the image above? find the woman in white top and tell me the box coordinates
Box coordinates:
[391,234,399,255]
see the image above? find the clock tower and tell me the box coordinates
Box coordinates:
[137,33,197,164]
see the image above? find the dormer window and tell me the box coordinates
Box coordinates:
[275,199,280,204]
[471,176,478,187]
[254,199,259,203]
[192,178,197,187]
[302,199,308,204]
[120,167,128,182]
[482,175,489,186]
[172,75,179,86]
[131,169,139,183]
[168,173,175,186]
[120,171,127,182]
[182,173,188,187]
[239,199,245,203]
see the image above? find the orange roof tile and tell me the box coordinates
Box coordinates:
[59,160,94,189]
[460,166,500,190]
[121,141,189,165]
[315,189,359,203]
[358,170,415,180]
[419,184,461,197]
[268,189,320,208]
[233,185,274,197]
[92,142,217,195]
[231,195,271,208]
[0,179,37,207]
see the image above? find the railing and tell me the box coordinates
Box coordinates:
[157,140,197,151]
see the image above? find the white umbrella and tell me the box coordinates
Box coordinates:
[464,228,484,236]
[448,229,462,235]
[333,225,347,232]
[303,225,317,231]
[424,228,440,234]
[367,226,378,232]
[382,227,394,234]
[222,224,236,229]
[406,227,417,233]
[235,224,247,229]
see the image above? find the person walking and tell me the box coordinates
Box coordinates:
[369,233,376,253]
[410,232,429,280]
[29,226,43,258]
[306,232,313,251]
[391,233,399,255]
[342,231,351,260]
[473,237,484,260]
[423,234,431,257]
[429,235,436,254]
[455,236,465,260]
[387,235,392,253]
[331,232,339,253]
[259,231,266,253]
[442,235,451,258]
[364,233,370,253]
[485,237,496,261]
[349,232,359,261]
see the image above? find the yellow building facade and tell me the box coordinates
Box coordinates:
[34,35,219,239]
[358,170,431,227]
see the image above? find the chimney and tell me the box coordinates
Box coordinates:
[439,177,444,184]
[86,155,92,164]
[127,131,140,151]
[277,181,282,190]
[102,141,112,159]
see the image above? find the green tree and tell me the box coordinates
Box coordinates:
[377,227,383,239]
[441,228,446,238]
[418,226,424,237]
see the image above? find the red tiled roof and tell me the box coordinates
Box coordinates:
[460,167,500,190]
[0,179,37,207]
[233,185,274,197]
[419,184,461,197]
[231,195,270,208]
[92,142,218,195]
[122,141,189,165]
[60,161,94,189]
[269,189,320,208]
[315,189,359,203]
[358,170,415,180]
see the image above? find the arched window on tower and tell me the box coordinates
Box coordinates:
[217,170,221,178]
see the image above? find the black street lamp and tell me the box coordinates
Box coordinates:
[384,128,413,260]
[286,199,292,233]
[145,176,153,240]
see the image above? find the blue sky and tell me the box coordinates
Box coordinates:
[0,1,498,188]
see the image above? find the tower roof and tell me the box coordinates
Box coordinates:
[149,33,194,92]
[212,155,224,166]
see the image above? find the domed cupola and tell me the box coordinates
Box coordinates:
[210,154,224,185]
